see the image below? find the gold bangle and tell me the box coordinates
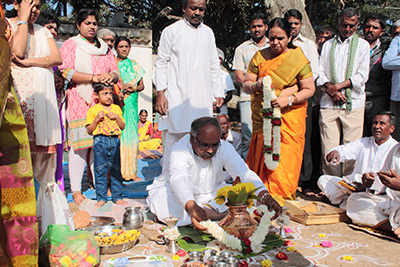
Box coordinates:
[133,85,137,92]
[45,56,49,68]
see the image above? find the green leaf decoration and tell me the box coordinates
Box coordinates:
[235,187,248,203]
[177,238,208,252]
[228,190,237,203]
[177,226,204,244]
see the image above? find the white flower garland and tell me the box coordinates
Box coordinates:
[262,76,281,170]
[199,205,275,253]
[164,226,180,241]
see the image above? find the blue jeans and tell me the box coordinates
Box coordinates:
[240,101,252,160]
[93,135,123,202]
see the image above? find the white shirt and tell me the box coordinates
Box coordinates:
[292,34,319,80]
[155,19,224,133]
[381,143,400,200]
[330,136,398,190]
[157,134,266,208]
[317,35,370,109]
[232,38,269,101]
[221,69,235,95]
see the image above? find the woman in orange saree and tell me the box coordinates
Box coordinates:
[0,1,38,266]
[243,18,315,205]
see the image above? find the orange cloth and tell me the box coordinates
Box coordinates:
[246,47,312,205]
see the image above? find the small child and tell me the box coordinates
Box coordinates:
[86,83,127,207]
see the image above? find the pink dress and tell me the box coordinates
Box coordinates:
[59,38,118,150]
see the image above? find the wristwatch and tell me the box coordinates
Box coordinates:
[288,96,292,107]
[17,20,28,26]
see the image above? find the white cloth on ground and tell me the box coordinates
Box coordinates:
[155,19,223,134]
[317,35,370,109]
[147,134,266,226]
[318,136,398,206]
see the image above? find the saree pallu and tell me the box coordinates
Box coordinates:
[0,15,38,265]
[118,58,145,180]
[246,47,312,205]
[138,120,162,151]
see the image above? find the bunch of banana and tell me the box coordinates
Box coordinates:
[94,229,141,246]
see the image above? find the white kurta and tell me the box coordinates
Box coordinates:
[318,136,398,206]
[147,134,266,226]
[317,35,370,109]
[155,19,224,134]
[347,144,400,229]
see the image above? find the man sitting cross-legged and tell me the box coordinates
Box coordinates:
[347,143,400,238]
[147,117,282,229]
[318,111,398,209]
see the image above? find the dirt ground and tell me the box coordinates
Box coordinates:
[69,197,400,267]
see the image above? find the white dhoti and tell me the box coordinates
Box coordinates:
[347,192,400,231]
[147,179,228,226]
[317,175,352,208]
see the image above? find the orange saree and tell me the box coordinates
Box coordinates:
[246,47,312,205]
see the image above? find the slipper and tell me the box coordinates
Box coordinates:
[348,224,400,243]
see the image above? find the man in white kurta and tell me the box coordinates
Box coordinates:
[154,0,224,175]
[347,143,400,237]
[318,112,397,208]
[147,117,281,228]
[317,7,370,177]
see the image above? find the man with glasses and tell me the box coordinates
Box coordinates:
[147,117,282,229]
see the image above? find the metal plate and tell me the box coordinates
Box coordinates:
[89,216,115,227]
[86,225,140,255]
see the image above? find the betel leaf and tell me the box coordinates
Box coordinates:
[177,238,207,252]
[177,226,204,243]
[228,190,237,203]
[235,187,248,203]
[248,186,263,196]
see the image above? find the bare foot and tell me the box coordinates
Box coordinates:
[133,177,141,182]
[107,188,112,196]
[95,200,106,208]
[115,199,127,205]
[72,192,85,204]
[394,228,400,239]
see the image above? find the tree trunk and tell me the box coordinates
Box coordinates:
[265,0,315,41]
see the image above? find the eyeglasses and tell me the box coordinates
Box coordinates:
[195,137,220,150]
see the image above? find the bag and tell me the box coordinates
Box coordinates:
[39,224,100,267]
[37,182,75,237]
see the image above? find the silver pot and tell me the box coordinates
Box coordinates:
[123,207,144,229]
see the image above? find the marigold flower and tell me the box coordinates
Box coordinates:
[261,259,273,267]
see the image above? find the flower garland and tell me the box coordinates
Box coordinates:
[199,205,275,254]
[164,226,180,241]
[261,76,281,170]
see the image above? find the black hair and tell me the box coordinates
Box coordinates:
[114,36,131,49]
[36,10,60,29]
[249,11,268,25]
[363,13,386,30]
[139,109,148,115]
[375,111,396,126]
[93,83,113,94]
[76,9,99,27]
[316,25,334,36]
[339,7,360,23]
[190,117,222,138]
[267,18,295,49]
[284,9,302,21]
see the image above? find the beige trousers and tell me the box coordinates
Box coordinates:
[319,108,364,176]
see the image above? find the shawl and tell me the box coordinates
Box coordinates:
[329,34,359,113]
[71,35,108,104]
